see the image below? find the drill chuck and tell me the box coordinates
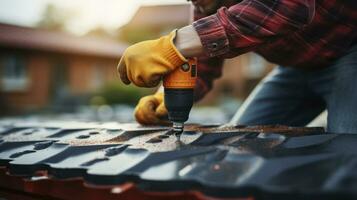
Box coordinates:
[164,88,194,123]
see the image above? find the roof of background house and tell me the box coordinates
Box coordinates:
[127,4,191,27]
[0,23,128,58]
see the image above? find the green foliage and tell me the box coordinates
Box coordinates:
[96,82,153,105]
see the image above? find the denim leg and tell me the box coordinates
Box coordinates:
[230,66,326,126]
[316,45,357,133]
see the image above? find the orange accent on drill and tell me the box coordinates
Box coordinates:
[163,58,197,135]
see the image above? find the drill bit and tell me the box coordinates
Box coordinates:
[172,121,184,147]
[172,121,184,140]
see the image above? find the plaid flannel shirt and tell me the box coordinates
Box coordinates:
[192,0,357,101]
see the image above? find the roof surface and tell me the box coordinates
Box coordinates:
[0,119,356,199]
[0,23,127,58]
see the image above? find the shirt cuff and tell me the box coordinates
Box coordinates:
[192,14,230,57]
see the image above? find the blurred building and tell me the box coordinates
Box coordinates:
[118,4,192,43]
[119,4,274,105]
[200,53,275,105]
[0,23,127,114]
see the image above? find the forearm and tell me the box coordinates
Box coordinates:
[174,25,204,58]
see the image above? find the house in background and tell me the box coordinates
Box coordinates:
[119,4,274,105]
[0,23,127,114]
[118,4,192,43]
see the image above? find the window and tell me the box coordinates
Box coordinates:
[0,54,29,91]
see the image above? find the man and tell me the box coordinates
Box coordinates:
[118,0,357,133]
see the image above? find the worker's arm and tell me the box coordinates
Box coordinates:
[191,0,315,58]
[177,0,315,100]
[177,0,315,58]
[123,0,315,125]
[132,2,225,125]
[190,4,226,102]
[119,0,315,94]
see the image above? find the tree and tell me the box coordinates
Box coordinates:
[37,4,72,31]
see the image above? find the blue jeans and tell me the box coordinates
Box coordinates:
[230,45,357,133]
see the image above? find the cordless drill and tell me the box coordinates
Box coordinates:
[163,58,197,136]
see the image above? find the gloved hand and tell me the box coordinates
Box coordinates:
[118,30,187,87]
[134,92,169,125]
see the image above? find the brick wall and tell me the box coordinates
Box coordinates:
[68,55,117,94]
[0,51,51,112]
[0,49,119,113]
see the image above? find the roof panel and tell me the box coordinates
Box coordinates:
[0,120,356,199]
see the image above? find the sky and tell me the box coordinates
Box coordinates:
[0,0,188,35]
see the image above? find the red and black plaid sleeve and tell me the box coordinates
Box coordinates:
[192,0,316,101]
[192,0,356,100]
[193,5,225,102]
[193,0,315,58]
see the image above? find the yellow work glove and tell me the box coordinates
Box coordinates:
[117,30,187,87]
[134,92,169,125]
